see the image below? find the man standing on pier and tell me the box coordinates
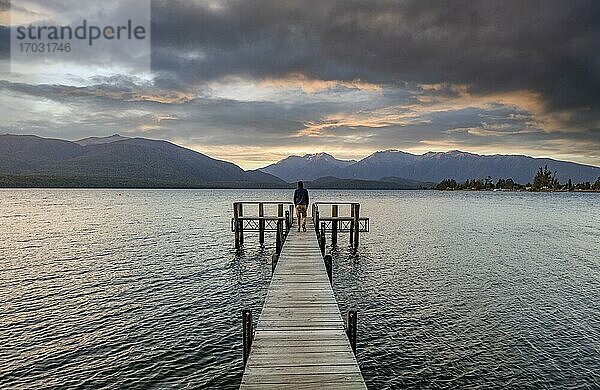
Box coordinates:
[294,181,309,232]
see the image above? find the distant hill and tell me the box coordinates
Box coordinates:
[0,134,286,188]
[261,153,356,182]
[380,176,437,188]
[75,134,130,146]
[306,176,434,190]
[262,149,600,184]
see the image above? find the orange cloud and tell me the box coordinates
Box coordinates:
[299,82,583,141]
[135,114,179,133]
[259,73,382,93]
[298,106,430,137]
[55,85,196,104]
[130,92,195,104]
[416,83,579,133]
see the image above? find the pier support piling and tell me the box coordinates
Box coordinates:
[238,203,244,247]
[324,254,332,284]
[320,222,326,255]
[233,202,245,249]
[277,204,285,242]
[242,309,253,366]
[272,253,279,274]
[234,202,240,249]
[353,203,360,249]
[276,219,283,255]
[331,205,338,246]
[258,203,265,245]
[346,309,357,355]
[349,205,354,247]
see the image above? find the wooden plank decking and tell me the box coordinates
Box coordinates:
[240,220,366,389]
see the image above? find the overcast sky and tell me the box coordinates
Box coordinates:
[1,0,599,169]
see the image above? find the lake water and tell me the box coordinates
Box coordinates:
[1,189,599,389]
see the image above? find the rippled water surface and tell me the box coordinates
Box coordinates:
[1,189,599,389]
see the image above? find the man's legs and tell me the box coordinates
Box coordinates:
[300,205,307,230]
[295,205,301,231]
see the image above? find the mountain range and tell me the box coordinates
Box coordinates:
[1,134,598,188]
[261,150,600,184]
[0,134,285,188]
[263,153,356,182]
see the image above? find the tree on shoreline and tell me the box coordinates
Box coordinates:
[436,170,598,192]
[533,165,558,190]
[436,179,459,190]
[496,178,516,190]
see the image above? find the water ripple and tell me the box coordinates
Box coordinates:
[1,189,599,389]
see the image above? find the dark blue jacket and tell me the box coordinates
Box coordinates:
[294,188,309,206]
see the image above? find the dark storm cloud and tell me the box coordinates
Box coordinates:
[151,0,600,116]
[0,77,195,104]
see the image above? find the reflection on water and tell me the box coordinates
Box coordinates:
[1,189,599,388]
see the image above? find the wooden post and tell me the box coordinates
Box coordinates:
[349,204,354,247]
[285,210,290,233]
[276,219,283,255]
[353,203,360,249]
[238,202,244,246]
[315,209,320,236]
[277,204,284,250]
[331,205,338,246]
[234,202,240,249]
[258,203,265,245]
[324,254,332,284]
[272,253,279,274]
[242,309,253,366]
[346,309,357,354]
[320,222,326,256]
[289,204,294,226]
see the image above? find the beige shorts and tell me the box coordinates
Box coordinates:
[295,204,307,225]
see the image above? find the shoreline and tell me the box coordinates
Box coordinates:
[0,186,598,193]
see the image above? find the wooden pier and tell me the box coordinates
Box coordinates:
[234,202,368,389]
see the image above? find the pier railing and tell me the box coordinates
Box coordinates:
[231,201,370,251]
[312,202,369,248]
[231,202,295,252]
